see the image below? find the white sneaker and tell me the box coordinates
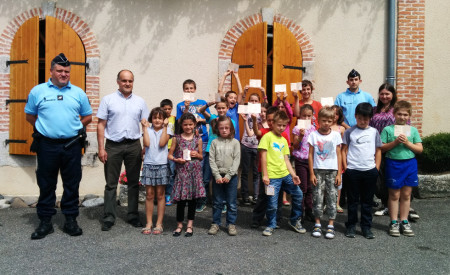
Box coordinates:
[374,207,388,216]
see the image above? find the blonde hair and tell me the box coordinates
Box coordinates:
[318,106,335,120]
[394,100,412,116]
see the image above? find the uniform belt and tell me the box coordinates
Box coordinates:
[107,138,139,144]
[42,136,77,144]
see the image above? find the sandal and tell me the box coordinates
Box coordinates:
[172,225,183,237]
[185,226,194,237]
[337,205,344,213]
[283,200,291,206]
[153,224,164,235]
[141,224,153,235]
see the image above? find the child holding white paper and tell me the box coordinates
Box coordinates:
[208,116,241,236]
[168,113,205,237]
[239,87,267,205]
[292,104,316,222]
[293,80,323,129]
[274,91,293,145]
[381,101,422,237]
[219,70,243,140]
[160,99,176,206]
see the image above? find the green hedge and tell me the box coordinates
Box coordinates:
[417,132,450,174]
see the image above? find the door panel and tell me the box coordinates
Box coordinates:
[9,16,39,155]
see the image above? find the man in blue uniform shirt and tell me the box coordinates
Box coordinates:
[97,70,149,231]
[25,53,93,239]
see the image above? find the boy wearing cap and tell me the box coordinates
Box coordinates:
[25,53,93,239]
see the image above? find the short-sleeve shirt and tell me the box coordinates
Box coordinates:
[25,79,92,139]
[334,89,376,127]
[167,115,176,149]
[381,125,422,160]
[227,103,240,140]
[176,99,210,142]
[343,126,382,170]
[97,91,149,142]
[308,131,342,170]
[205,114,236,152]
[143,126,168,165]
[241,114,259,149]
[258,131,290,179]
[292,125,316,160]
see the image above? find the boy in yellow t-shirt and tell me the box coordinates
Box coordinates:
[161,99,176,206]
[258,110,305,236]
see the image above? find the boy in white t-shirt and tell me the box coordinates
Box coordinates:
[308,107,343,239]
[342,103,382,239]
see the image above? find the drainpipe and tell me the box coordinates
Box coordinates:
[386,0,396,85]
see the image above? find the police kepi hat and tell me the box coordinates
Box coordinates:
[52,53,70,67]
[347,69,360,79]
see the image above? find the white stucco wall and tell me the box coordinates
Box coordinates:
[423,0,450,136]
[0,0,394,196]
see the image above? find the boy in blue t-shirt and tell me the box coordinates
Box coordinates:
[342,103,382,239]
[381,101,423,237]
[218,69,243,140]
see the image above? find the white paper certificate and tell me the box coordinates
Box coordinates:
[321,97,334,106]
[228,63,239,72]
[394,125,411,137]
[183,93,196,102]
[238,105,248,114]
[265,185,275,196]
[274,84,287,93]
[183,149,191,160]
[249,79,262,88]
[290,82,299,91]
[297,119,311,129]
[248,103,261,114]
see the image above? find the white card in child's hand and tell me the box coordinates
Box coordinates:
[238,105,248,114]
[228,63,239,72]
[274,84,287,93]
[183,93,195,102]
[208,93,221,102]
[265,185,275,196]
[249,79,261,88]
[297,119,311,129]
[394,125,411,137]
[248,103,261,114]
[321,97,334,106]
[290,82,299,91]
[183,149,191,160]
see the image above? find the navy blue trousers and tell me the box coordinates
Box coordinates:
[36,138,82,219]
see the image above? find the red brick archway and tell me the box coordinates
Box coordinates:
[0,8,100,133]
[218,13,315,91]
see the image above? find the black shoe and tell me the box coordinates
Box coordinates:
[128,219,143,228]
[185,227,193,237]
[345,226,356,238]
[242,198,251,206]
[251,221,261,229]
[101,221,114,231]
[362,228,375,239]
[63,218,83,236]
[31,220,54,240]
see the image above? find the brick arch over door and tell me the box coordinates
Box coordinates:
[0,7,100,133]
[218,13,315,91]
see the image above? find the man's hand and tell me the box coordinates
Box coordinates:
[98,148,108,163]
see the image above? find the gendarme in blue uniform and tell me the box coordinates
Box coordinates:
[334,88,375,127]
[25,79,92,138]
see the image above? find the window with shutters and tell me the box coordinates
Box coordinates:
[8,16,86,155]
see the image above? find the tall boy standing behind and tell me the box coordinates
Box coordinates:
[258,111,305,236]
[335,69,375,128]
[342,103,382,239]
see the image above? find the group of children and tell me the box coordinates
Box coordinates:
[137,69,423,240]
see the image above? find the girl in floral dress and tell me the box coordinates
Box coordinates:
[168,113,205,237]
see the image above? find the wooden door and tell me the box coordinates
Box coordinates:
[272,22,303,140]
[9,16,39,155]
[9,16,86,155]
[45,16,85,91]
[231,22,267,138]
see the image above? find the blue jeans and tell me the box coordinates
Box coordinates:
[266,174,303,228]
[212,175,238,226]
[165,159,176,197]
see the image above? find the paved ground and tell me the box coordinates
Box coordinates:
[0,198,449,274]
